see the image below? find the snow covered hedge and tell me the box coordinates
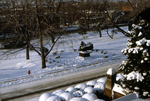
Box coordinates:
[119,20,150,98]
[38,78,106,101]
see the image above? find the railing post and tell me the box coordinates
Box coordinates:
[103,68,116,101]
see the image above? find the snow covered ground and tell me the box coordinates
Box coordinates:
[0,27,129,100]
[0,27,128,88]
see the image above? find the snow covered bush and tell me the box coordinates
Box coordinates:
[93,82,105,99]
[70,97,88,101]
[94,99,105,101]
[94,82,105,94]
[73,90,85,97]
[52,90,66,96]
[119,20,150,98]
[38,78,107,101]
[82,93,97,101]
[75,83,87,90]
[65,87,77,93]
[39,93,52,101]
[86,80,97,87]
[59,92,74,101]
[46,95,61,101]
[97,78,106,83]
[84,87,95,93]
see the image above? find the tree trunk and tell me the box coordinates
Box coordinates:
[26,44,30,60]
[25,0,30,60]
[50,34,55,43]
[39,24,46,69]
[39,32,46,69]
[87,15,89,31]
[36,0,46,69]
[38,24,46,69]
[99,27,102,38]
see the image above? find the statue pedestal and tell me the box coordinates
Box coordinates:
[79,51,90,57]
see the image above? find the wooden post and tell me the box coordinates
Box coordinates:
[103,68,116,101]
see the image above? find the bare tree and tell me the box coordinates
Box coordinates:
[0,0,36,61]
[24,0,79,69]
[127,0,150,23]
[0,0,81,69]
[77,0,150,39]
[1,0,150,69]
